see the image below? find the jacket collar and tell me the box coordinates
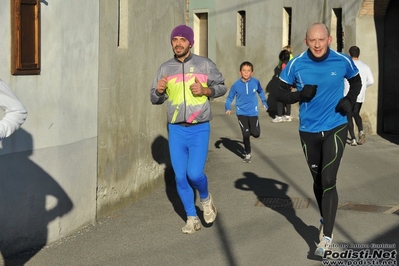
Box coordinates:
[174,52,193,63]
[307,47,330,62]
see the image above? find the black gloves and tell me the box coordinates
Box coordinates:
[335,96,353,114]
[276,83,317,104]
[300,85,318,102]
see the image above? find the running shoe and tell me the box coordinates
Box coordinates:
[271,116,284,123]
[358,131,366,145]
[201,193,217,224]
[350,139,357,146]
[181,216,201,234]
[315,235,333,257]
[318,218,334,242]
[243,153,252,163]
[284,115,292,122]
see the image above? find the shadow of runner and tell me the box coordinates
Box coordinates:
[234,172,321,261]
[214,137,245,158]
[0,129,73,266]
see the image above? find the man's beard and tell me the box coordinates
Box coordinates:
[174,46,190,59]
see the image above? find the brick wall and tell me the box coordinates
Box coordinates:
[359,0,390,17]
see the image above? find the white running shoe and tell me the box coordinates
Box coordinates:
[201,193,217,224]
[350,139,357,146]
[284,115,292,122]
[271,116,284,123]
[243,153,252,163]
[315,235,333,257]
[318,218,333,242]
[181,216,201,234]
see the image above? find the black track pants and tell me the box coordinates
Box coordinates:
[299,123,347,238]
[237,115,260,154]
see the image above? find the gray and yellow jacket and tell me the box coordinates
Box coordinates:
[150,53,227,124]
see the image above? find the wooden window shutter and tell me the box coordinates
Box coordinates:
[11,0,41,75]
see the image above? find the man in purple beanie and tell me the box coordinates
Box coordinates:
[150,25,227,234]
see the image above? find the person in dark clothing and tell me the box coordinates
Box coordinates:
[272,50,292,123]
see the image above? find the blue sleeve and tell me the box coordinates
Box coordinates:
[256,80,268,107]
[279,59,297,88]
[225,84,236,111]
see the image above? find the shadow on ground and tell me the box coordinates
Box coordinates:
[235,172,322,261]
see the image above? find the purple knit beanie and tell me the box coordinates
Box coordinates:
[170,25,194,46]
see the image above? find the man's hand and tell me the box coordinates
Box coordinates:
[190,77,209,96]
[300,84,318,102]
[335,96,353,115]
[226,110,231,115]
[156,75,168,94]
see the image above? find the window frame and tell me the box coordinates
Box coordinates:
[11,0,41,75]
[237,10,246,47]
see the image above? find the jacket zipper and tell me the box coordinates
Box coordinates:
[182,61,186,122]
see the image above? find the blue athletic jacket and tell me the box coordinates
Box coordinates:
[278,48,359,133]
[225,77,268,117]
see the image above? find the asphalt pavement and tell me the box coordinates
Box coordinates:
[4,101,399,266]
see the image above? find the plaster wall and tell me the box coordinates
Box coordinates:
[97,0,185,216]
[0,0,99,256]
[355,18,379,135]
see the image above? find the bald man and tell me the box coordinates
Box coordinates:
[275,23,362,257]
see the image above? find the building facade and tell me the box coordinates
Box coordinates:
[188,0,398,136]
[0,0,185,259]
[0,0,397,259]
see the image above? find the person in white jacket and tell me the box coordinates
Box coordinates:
[344,46,374,146]
[0,79,27,140]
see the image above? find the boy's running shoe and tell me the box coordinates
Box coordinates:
[243,153,252,163]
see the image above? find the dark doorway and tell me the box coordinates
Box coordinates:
[378,0,399,136]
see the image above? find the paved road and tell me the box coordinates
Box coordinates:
[4,102,399,266]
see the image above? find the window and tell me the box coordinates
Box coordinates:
[282,7,292,47]
[11,0,41,75]
[193,12,208,57]
[237,11,246,46]
[117,0,128,48]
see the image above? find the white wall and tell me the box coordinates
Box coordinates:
[0,0,99,256]
[355,17,379,135]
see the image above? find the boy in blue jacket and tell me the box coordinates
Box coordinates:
[225,61,268,163]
